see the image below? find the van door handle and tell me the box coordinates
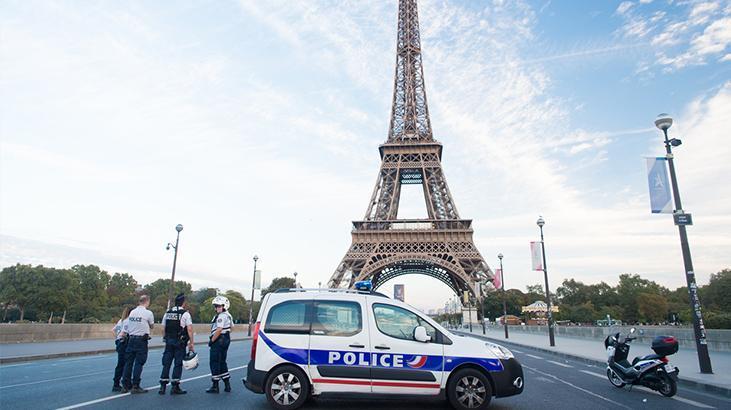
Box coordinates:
[349,343,365,348]
[374,344,390,350]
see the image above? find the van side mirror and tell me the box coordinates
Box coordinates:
[414,326,430,343]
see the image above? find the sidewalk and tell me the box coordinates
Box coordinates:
[457,326,731,396]
[0,331,250,364]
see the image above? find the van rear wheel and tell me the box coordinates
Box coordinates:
[265,365,310,410]
[447,368,493,409]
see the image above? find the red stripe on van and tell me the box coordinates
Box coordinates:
[312,378,440,389]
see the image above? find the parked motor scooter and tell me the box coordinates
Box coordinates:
[604,327,679,397]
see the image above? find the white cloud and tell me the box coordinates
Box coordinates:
[619,0,731,71]
[1,1,729,309]
[617,1,634,15]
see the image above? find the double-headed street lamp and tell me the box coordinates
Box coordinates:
[498,253,508,339]
[293,271,298,288]
[247,255,259,337]
[536,216,556,347]
[654,113,712,374]
[165,224,184,310]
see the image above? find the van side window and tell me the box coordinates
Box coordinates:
[312,301,362,337]
[373,303,436,342]
[264,300,311,334]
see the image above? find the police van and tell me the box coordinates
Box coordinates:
[244,283,524,410]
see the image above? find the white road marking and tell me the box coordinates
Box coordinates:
[525,354,543,359]
[547,360,573,368]
[0,370,109,389]
[580,370,605,378]
[522,364,632,409]
[55,365,247,410]
[634,386,715,409]
[511,349,524,353]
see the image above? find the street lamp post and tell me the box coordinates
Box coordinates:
[536,216,555,347]
[654,113,713,374]
[247,255,259,337]
[480,282,486,335]
[498,253,509,339]
[165,224,184,310]
[293,272,298,288]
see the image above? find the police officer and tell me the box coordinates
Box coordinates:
[111,306,130,392]
[122,295,154,394]
[159,293,194,395]
[206,295,233,393]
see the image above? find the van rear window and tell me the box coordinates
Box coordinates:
[264,300,312,334]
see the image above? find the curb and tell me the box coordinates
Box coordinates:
[456,331,730,398]
[0,336,252,364]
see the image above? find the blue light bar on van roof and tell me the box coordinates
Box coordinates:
[354,280,373,292]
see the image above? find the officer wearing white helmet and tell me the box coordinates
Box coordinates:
[206,295,233,393]
[158,293,194,395]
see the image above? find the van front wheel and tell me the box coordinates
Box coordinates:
[265,365,310,410]
[447,368,493,409]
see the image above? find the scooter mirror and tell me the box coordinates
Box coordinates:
[630,327,636,334]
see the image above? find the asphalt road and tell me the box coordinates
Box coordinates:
[1,337,729,409]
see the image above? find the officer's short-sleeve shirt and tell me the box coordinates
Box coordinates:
[126,306,154,336]
[180,311,192,328]
[211,312,233,335]
[113,318,129,339]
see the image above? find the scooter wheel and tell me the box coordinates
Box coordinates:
[658,374,677,397]
[606,368,625,388]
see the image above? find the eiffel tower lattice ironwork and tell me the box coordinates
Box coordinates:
[327,0,493,304]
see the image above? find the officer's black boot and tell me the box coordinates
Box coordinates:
[171,383,187,395]
[131,385,148,394]
[112,384,122,392]
[205,380,219,394]
[158,382,167,395]
[223,378,231,392]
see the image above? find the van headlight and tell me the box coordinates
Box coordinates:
[485,342,514,359]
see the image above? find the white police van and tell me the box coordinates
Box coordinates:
[244,282,524,409]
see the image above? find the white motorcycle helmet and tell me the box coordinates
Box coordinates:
[212,295,230,310]
[183,351,199,370]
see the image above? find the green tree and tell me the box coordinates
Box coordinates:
[637,292,669,323]
[702,269,731,311]
[107,273,138,307]
[143,279,193,319]
[69,265,110,320]
[261,277,296,297]
[223,290,247,323]
[615,274,668,323]
[0,264,43,320]
[36,267,78,322]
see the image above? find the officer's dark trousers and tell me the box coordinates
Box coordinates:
[209,333,231,381]
[123,336,148,387]
[160,339,185,383]
[113,338,127,386]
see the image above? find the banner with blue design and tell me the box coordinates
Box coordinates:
[646,157,672,214]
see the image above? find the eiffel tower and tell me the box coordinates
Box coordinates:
[327,0,493,304]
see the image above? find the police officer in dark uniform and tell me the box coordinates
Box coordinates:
[122,295,154,394]
[159,293,194,395]
[206,295,233,393]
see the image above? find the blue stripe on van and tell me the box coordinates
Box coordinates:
[259,330,504,373]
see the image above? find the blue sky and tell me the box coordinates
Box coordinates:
[1,0,730,312]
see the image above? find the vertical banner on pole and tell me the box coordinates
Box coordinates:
[530,241,543,271]
[254,270,262,290]
[493,269,502,289]
[394,284,405,302]
[646,157,673,214]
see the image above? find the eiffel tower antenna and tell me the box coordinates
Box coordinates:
[389,0,432,142]
[328,0,493,307]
